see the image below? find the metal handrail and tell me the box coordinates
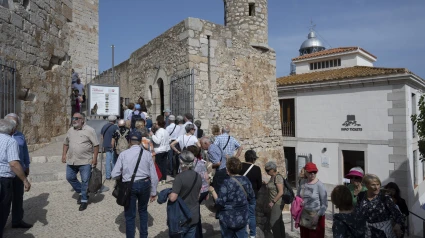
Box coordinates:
[410,211,425,221]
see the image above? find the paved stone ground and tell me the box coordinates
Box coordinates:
[10,132,334,238]
[3,177,334,238]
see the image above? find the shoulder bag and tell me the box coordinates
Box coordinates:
[113,148,144,207]
[243,164,254,176]
[299,182,318,230]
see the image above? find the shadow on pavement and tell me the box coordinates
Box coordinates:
[24,192,49,226]
[4,193,50,238]
[202,223,222,237]
[115,210,154,234]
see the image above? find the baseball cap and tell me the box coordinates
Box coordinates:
[169,115,175,121]
[108,115,117,121]
[129,131,142,141]
[163,109,171,113]
[304,162,318,173]
[245,150,259,160]
[135,104,141,110]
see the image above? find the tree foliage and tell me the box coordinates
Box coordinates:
[411,95,425,162]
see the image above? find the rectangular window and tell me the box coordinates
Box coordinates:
[338,58,341,66]
[325,61,329,68]
[414,150,418,186]
[310,63,313,70]
[330,60,334,67]
[321,61,325,69]
[318,62,322,69]
[314,62,317,70]
[249,3,255,16]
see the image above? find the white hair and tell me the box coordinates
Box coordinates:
[0,119,14,134]
[4,113,20,126]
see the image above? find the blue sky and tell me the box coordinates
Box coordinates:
[99,0,425,78]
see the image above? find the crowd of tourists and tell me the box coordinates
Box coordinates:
[0,99,411,238]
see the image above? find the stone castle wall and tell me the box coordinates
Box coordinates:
[184,18,284,172]
[0,0,98,147]
[69,0,98,83]
[91,21,190,118]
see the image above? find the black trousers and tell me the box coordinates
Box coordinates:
[12,176,24,225]
[0,177,13,237]
[156,152,168,181]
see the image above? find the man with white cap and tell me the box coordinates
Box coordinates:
[100,115,119,180]
[163,109,171,127]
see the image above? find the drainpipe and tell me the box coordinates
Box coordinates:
[207,35,211,93]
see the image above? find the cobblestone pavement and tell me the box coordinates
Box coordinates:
[3,177,334,238]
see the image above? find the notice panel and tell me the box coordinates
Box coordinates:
[88,85,120,116]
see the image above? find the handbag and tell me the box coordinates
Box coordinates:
[112,148,144,207]
[299,209,318,230]
[88,167,102,193]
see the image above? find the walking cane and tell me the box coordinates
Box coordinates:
[98,134,110,193]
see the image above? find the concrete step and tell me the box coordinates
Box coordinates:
[28,158,109,183]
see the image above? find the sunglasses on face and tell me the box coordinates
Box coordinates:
[72,117,82,121]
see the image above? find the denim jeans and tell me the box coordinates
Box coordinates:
[0,177,13,235]
[180,224,197,238]
[12,176,24,225]
[124,179,151,238]
[66,164,91,203]
[248,200,256,237]
[105,150,115,179]
[220,222,248,238]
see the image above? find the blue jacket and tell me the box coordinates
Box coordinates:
[157,188,192,235]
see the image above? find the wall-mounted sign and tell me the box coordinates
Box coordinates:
[88,84,120,116]
[341,115,362,131]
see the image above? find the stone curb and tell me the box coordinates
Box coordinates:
[31,155,106,163]
[28,171,67,183]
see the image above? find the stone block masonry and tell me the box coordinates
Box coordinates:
[69,0,99,84]
[0,0,99,146]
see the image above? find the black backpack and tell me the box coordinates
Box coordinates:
[130,111,142,129]
[275,174,295,204]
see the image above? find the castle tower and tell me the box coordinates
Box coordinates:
[224,0,268,45]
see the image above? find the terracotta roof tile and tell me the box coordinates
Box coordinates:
[292,47,377,61]
[276,66,411,86]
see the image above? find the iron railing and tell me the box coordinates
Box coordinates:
[0,58,16,118]
[282,121,295,137]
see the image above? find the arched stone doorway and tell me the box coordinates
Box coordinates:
[145,68,170,119]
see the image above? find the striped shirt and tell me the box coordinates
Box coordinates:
[112,145,158,196]
[0,133,20,177]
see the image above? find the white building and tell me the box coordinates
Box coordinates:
[277,30,425,237]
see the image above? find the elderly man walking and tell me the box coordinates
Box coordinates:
[4,114,32,229]
[62,112,99,211]
[214,126,243,159]
[112,131,158,238]
[101,115,119,180]
[0,119,31,236]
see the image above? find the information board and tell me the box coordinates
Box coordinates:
[88,84,120,116]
